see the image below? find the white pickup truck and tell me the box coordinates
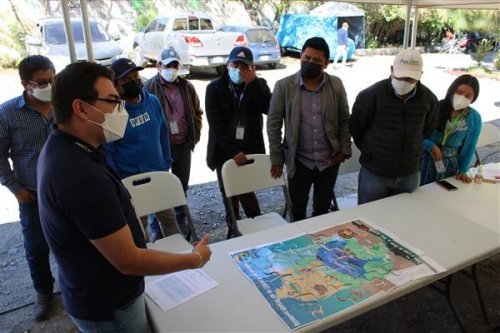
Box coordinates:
[133,15,242,75]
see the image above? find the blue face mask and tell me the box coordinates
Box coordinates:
[228,67,244,85]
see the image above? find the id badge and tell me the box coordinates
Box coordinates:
[170,121,179,134]
[236,126,245,140]
[434,160,446,173]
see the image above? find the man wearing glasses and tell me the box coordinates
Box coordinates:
[37,61,211,332]
[0,55,56,321]
[105,58,176,242]
[144,47,203,236]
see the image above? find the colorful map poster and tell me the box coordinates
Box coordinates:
[229,219,438,330]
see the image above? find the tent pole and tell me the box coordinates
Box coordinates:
[411,8,419,48]
[80,0,94,62]
[403,0,412,49]
[61,0,77,63]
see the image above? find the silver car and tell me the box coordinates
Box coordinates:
[26,18,124,72]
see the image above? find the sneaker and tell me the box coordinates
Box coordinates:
[33,293,53,321]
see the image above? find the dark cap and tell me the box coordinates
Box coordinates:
[228,46,253,66]
[110,58,143,80]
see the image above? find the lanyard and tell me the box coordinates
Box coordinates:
[228,82,247,108]
[228,82,247,126]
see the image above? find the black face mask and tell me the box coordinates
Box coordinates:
[121,79,143,99]
[301,61,323,79]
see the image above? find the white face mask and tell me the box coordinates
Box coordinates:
[86,101,129,143]
[160,68,178,83]
[31,84,52,102]
[452,94,471,110]
[391,78,416,96]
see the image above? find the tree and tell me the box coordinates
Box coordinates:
[240,0,261,26]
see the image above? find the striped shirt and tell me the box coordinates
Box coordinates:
[296,73,333,171]
[0,94,53,193]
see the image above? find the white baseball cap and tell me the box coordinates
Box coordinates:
[393,49,423,81]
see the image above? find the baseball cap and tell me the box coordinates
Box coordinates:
[110,58,143,80]
[228,46,253,66]
[393,49,423,81]
[157,47,181,66]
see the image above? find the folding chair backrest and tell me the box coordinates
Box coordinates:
[339,143,361,176]
[122,171,186,218]
[477,123,500,147]
[221,154,285,197]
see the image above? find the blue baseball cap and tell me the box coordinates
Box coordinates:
[228,46,253,66]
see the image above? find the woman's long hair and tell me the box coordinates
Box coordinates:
[436,74,480,131]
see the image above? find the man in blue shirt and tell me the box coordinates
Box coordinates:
[0,55,56,321]
[107,58,175,242]
[333,22,349,68]
[37,61,211,332]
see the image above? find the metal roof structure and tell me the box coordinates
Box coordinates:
[343,0,499,9]
[62,0,498,64]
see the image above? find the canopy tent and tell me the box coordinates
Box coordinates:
[310,2,366,49]
[276,2,366,58]
[341,0,499,9]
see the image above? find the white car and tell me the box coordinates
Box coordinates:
[26,18,124,72]
[133,15,242,75]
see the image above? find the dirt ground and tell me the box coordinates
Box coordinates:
[1,141,499,333]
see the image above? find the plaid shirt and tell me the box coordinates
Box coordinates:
[0,94,53,193]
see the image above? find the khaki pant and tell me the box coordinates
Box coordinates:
[139,209,178,242]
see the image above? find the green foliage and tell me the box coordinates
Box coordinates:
[357,4,498,48]
[131,0,158,31]
[8,23,26,56]
[366,36,379,49]
[474,38,494,67]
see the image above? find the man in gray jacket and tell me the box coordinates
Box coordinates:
[268,37,351,221]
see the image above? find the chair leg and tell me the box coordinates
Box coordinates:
[282,203,288,219]
[183,207,198,242]
[329,191,339,212]
[226,198,240,239]
[282,185,293,222]
[474,150,481,167]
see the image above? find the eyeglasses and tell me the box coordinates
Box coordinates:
[28,80,53,89]
[94,98,126,111]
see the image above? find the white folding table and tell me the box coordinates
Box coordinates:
[145,165,500,333]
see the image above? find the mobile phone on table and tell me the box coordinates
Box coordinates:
[436,180,458,191]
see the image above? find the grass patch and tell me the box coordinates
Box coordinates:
[465,66,500,80]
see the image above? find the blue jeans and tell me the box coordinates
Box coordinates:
[19,199,54,295]
[358,167,420,205]
[70,294,152,333]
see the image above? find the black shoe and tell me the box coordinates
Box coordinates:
[33,293,53,321]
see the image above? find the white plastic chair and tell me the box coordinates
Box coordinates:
[221,154,291,238]
[122,171,198,243]
[330,143,362,211]
[474,123,500,166]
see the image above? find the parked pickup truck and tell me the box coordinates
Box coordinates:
[133,15,242,75]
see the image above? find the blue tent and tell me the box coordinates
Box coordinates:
[276,2,365,61]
